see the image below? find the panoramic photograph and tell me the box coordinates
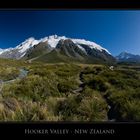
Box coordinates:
[0,10,140,121]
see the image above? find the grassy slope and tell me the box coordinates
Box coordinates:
[34,49,85,63]
[33,49,113,65]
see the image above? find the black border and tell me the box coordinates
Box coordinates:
[0,0,140,138]
[0,122,139,137]
[0,0,140,9]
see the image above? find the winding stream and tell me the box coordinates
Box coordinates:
[72,71,84,94]
[103,94,116,121]
[0,68,28,91]
[4,68,28,84]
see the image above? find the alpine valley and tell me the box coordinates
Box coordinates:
[0,35,140,122]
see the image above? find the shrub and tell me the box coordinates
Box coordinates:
[77,96,108,121]
[121,100,140,121]
[88,77,108,92]
[55,95,79,120]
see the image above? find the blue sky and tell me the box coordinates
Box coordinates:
[0,10,140,56]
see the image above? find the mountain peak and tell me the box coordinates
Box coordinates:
[116,51,132,59]
[116,51,140,62]
[26,37,35,41]
[120,51,129,55]
[48,35,59,39]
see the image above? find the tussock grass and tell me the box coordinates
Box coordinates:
[0,59,140,121]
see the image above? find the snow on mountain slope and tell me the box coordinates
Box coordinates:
[39,35,110,54]
[71,38,111,54]
[0,37,40,59]
[0,35,111,59]
[116,51,140,62]
[40,35,67,48]
[0,49,4,55]
[76,44,87,54]
[0,48,13,55]
[15,37,40,54]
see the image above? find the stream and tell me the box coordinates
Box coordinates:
[72,71,85,94]
[0,68,28,91]
[103,94,116,121]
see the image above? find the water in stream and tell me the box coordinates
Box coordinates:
[0,68,28,84]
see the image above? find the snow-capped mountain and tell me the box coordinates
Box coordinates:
[0,48,12,55]
[116,51,133,59]
[0,35,115,63]
[0,49,4,54]
[116,51,140,62]
[0,38,39,59]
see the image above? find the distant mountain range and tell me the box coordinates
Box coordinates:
[116,51,140,63]
[0,35,115,64]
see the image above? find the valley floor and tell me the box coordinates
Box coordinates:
[0,58,140,121]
